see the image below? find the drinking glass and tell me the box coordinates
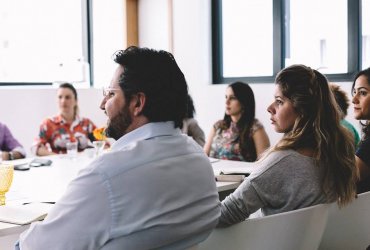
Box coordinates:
[0,164,14,206]
[66,141,78,158]
[93,141,106,156]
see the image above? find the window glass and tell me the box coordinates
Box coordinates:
[0,0,87,84]
[221,0,273,77]
[285,0,347,73]
[362,0,370,69]
[92,0,125,88]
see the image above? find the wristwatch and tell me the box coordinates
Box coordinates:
[9,151,14,160]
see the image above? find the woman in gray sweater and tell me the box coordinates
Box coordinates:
[219,64,357,227]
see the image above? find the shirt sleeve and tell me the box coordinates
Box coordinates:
[18,164,111,249]
[35,119,50,146]
[1,124,23,152]
[218,178,265,227]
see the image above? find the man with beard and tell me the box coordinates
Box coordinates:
[17,46,220,250]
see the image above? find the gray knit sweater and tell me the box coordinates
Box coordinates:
[218,149,331,227]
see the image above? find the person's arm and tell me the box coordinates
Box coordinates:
[187,119,206,147]
[356,156,370,181]
[1,125,26,159]
[253,128,270,159]
[18,162,111,249]
[1,150,24,160]
[355,137,370,181]
[32,119,57,156]
[204,127,216,156]
[36,144,57,156]
[218,178,265,227]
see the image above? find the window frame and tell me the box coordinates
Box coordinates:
[0,0,92,87]
[0,0,138,87]
[212,0,361,84]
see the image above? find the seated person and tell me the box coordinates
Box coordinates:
[204,81,270,161]
[0,122,26,160]
[18,46,220,249]
[330,83,360,147]
[351,67,370,193]
[182,94,206,146]
[218,65,357,227]
[32,83,96,156]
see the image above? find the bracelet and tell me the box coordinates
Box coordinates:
[9,151,14,160]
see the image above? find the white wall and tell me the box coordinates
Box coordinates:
[138,0,361,145]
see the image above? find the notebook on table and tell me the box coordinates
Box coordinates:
[0,202,54,225]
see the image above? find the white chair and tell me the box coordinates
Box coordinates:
[198,203,330,250]
[319,191,370,250]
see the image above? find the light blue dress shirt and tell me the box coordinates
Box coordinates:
[17,122,220,250]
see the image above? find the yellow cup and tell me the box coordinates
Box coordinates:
[0,164,14,206]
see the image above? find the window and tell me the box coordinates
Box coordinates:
[0,0,127,87]
[212,0,362,83]
[92,0,125,88]
[362,0,370,69]
[222,0,273,77]
[286,0,347,74]
[0,0,87,85]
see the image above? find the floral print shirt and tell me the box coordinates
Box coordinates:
[35,115,96,154]
[209,119,263,161]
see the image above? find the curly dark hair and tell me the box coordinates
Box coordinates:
[330,83,349,118]
[113,46,188,128]
[352,67,370,140]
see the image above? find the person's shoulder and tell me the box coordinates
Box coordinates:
[184,118,197,125]
[0,122,6,130]
[79,117,95,125]
[249,150,306,179]
[252,119,264,130]
[214,120,224,129]
[41,116,59,125]
[358,136,370,148]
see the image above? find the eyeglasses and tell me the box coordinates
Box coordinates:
[102,87,121,98]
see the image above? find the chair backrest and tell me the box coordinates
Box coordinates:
[319,191,370,250]
[199,203,330,250]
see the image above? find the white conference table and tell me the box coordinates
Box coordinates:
[0,155,256,247]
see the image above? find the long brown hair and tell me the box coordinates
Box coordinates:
[221,82,257,161]
[272,64,357,206]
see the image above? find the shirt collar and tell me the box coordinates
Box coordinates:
[111,121,180,151]
[54,115,81,125]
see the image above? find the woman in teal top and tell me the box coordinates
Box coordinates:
[330,83,360,147]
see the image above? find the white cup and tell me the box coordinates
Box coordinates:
[66,141,78,158]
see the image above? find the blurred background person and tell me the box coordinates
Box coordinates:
[351,68,370,193]
[32,83,96,156]
[181,94,205,147]
[0,122,26,160]
[204,81,270,161]
[330,83,360,147]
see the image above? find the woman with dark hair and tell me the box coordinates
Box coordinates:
[352,67,370,193]
[33,83,96,156]
[218,65,357,227]
[204,81,270,161]
[181,94,205,146]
